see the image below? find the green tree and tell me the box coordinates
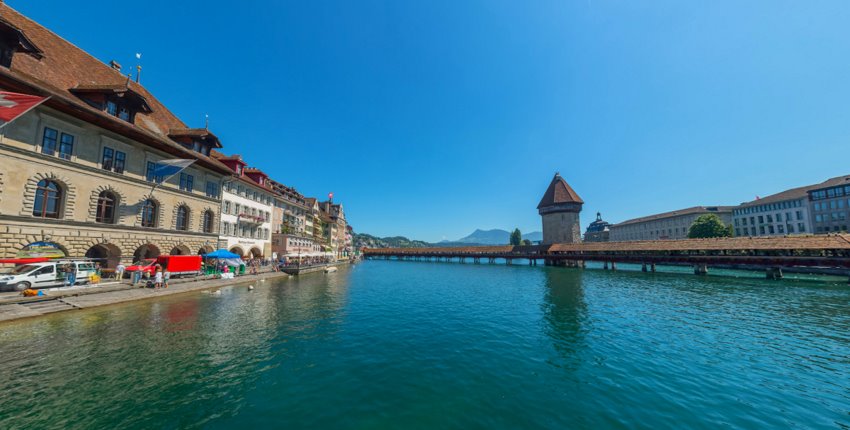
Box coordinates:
[521,239,533,246]
[687,214,732,239]
[509,228,522,246]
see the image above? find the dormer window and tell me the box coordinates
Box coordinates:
[70,85,152,124]
[167,128,222,157]
[0,20,43,68]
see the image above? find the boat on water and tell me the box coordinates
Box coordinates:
[324,266,338,273]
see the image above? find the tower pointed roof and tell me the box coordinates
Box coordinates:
[537,173,583,209]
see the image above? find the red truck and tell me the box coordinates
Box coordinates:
[126,255,202,278]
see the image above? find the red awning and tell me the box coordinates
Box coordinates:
[0,257,50,264]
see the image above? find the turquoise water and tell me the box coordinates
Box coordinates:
[1,260,849,429]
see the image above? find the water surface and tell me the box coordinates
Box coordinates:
[1,261,848,429]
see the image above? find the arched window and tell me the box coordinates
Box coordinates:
[33,179,62,218]
[96,191,117,223]
[141,199,158,227]
[202,210,214,233]
[175,205,189,231]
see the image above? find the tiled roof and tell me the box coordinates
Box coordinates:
[364,234,850,253]
[738,174,850,207]
[805,175,850,193]
[537,173,583,208]
[614,206,733,227]
[0,3,232,175]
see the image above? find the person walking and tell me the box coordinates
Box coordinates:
[154,268,163,290]
[163,270,170,289]
[65,264,76,287]
[115,262,126,281]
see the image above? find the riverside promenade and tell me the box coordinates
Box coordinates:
[0,271,291,323]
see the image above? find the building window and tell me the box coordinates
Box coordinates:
[179,173,194,192]
[205,181,220,198]
[176,205,189,231]
[224,201,231,214]
[41,127,58,155]
[106,100,118,116]
[118,106,130,122]
[95,191,117,223]
[141,199,158,227]
[202,210,214,233]
[114,151,126,174]
[146,161,164,183]
[58,133,74,160]
[33,179,62,218]
[102,147,114,170]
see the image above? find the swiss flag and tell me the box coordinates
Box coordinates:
[0,91,48,125]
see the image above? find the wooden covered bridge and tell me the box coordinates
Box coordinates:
[362,234,850,280]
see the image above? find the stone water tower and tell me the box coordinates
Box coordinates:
[537,173,583,244]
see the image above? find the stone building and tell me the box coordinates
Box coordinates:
[213,154,275,258]
[609,206,732,241]
[319,200,349,259]
[268,178,309,236]
[0,4,230,267]
[732,186,812,237]
[583,212,611,242]
[537,173,583,244]
[806,175,850,234]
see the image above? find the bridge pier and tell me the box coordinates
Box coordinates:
[641,263,647,272]
[603,261,609,270]
[651,263,656,272]
[694,264,708,276]
[611,262,617,271]
[766,267,783,280]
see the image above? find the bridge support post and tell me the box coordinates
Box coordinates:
[506,258,512,265]
[641,263,647,272]
[611,262,617,271]
[766,268,783,280]
[651,263,656,272]
[694,264,708,276]
[580,260,586,269]
[603,261,609,270]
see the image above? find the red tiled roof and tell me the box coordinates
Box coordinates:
[537,173,583,208]
[0,3,232,175]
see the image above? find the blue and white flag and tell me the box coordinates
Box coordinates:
[154,159,195,179]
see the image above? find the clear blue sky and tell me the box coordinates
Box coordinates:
[11,0,850,242]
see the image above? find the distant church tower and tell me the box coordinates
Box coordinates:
[537,173,583,244]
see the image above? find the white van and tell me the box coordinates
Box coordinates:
[0,261,97,291]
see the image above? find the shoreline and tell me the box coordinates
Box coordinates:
[0,261,350,324]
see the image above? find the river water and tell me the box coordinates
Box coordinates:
[0,261,848,429]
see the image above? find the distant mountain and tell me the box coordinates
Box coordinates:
[524,231,543,242]
[354,233,430,249]
[451,229,543,245]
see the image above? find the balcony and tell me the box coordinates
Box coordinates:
[237,213,266,225]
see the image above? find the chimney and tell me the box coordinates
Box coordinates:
[135,65,141,83]
[109,60,121,71]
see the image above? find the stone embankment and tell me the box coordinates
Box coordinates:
[0,271,289,323]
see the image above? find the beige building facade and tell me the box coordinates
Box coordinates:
[609,206,733,242]
[0,5,231,267]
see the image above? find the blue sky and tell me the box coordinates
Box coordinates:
[11,0,850,242]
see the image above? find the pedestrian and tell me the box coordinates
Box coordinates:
[163,269,170,289]
[65,263,76,287]
[154,268,163,290]
[115,262,126,281]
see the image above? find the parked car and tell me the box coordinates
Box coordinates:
[126,255,202,278]
[0,260,97,291]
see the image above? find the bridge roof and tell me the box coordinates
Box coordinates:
[549,234,850,252]
[363,234,850,254]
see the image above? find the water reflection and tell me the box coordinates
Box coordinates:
[0,269,353,429]
[540,267,587,369]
